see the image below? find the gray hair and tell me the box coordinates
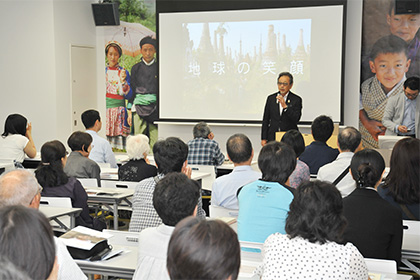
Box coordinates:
[338,127,361,152]
[193,122,211,139]
[0,169,40,207]
[126,134,151,160]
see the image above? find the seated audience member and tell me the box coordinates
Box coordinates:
[118,134,157,182]
[0,169,87,280]
[133,173,200,280]
[0,113,36,164]
[64,131,101,186]
[237,142,295,243]
[299,115,339,174]
[0,205,58,280]
[187,122,225,166]
[343,149,403,264]
[82,109,117,168]
[280,129,310,188]
[167,217,240,280]
[35,140,106,230]
[257,180,368,279]
[383,76,419,138]
[379,138,420,220]
[211,133,261,209]
[318,127,362,197]
[129,137,205,232]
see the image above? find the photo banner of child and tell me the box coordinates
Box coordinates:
[359,35,411,148]
[360,0,419,83]
[359,0,419,148]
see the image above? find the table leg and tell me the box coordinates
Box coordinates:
[401,258,420,276]
[113,202,118,230]
[70,215,75,229]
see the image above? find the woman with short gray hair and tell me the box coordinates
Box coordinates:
[118,134,157,182]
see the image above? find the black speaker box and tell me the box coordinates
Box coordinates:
[394,0,419,14]
[92,3,120,26]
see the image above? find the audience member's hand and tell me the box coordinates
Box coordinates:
[119,69,127,83]
[261,140,267,146]
[26,122,32,137]
[364,119,385,141]
[398,125,409,133]
[182,165,192,179]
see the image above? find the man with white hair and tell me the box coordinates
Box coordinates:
[0,169,87,280]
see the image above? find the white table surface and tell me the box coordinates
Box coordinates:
[85,187,134,230]
[40,205,82,230]
[100,167,211,182]
[76,244,136,278]
[40,205,82,219]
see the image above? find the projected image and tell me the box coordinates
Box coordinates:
[179,19,311,118]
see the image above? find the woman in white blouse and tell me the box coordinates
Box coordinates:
[257,180,369,280]
[0,114,36,164]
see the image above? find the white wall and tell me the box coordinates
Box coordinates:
[0,0,96,150]
[52,0,97,143]
[0,0,56,149]
[158,0,364,155]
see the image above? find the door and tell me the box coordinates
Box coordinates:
[71,45,97,132]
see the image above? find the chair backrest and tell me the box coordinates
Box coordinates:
[77,178,98,188]
[101,180,138,189]
[40,196,72,208]
[240,241,263,250]
[103,229,140,246]
[189,164,216,191]
[364,258,397,274]
[97,162,111,169]
[239,241,264,260]
[40,197,72,229]
[0,160,15,176]
[403,220,420,234]
[209,204,238,218]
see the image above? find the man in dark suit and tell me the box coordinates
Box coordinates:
[261,72,302,146]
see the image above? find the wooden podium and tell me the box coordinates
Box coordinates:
[275,124,339,149]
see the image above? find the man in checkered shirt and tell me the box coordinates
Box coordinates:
[187,122,225,166]
[129,137,206,232]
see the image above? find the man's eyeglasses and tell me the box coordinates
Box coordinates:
[30,185,43,205]
[277,82,289,86]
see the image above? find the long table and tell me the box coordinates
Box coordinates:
[85,187,134,230]
[40,205,82,230]
[75,226,413,280]
[77,244,136,278]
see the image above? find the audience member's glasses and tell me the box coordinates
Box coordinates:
[30,185,43,205]
[277,82,289,86]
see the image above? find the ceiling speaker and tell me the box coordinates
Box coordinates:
[92,3,120,26]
